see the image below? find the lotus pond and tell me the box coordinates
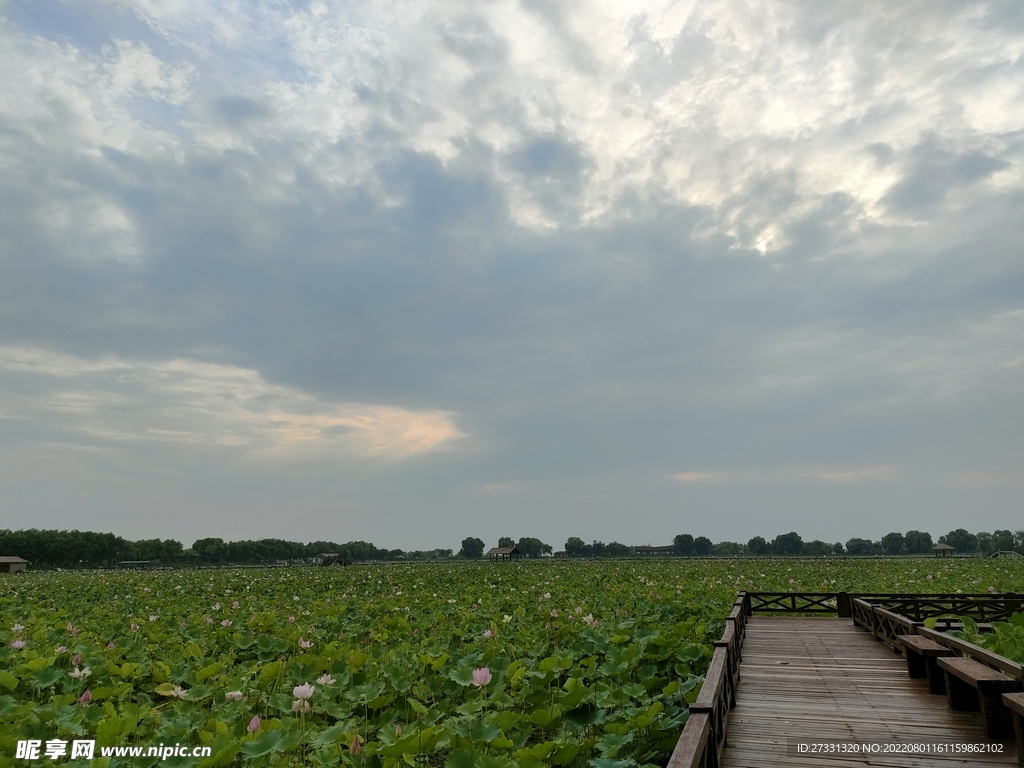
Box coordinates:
[2,558,1023,768]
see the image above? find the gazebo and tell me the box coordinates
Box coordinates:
[931,542,954,558]
[0,557,28,574]
[487,547,520,562]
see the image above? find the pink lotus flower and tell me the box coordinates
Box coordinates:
[72,654,81,666]
[171,685,187,700]
[11,623,24,632]
[204,616,213,624]
[288,616,296,624]
[351,735,361,754]
[550,609,558,617]
[395,724,402,737]
[483,629,494,639]
[78,689,92,704]
[292,683,315,700]
[316,674,335,685]
[225,691,243,702]
[221,619,232,627]
[471,603,478,610]
[471,667,492,687]
[107,641,115,649]
[56,645,67,654]
[69,666,91,680]
[9,638,24,650]
[247,715,261,732]
[291,699,311,713]
[131,623,140,632]
[988,586,997,594]
[298,638,312,649]
[232,601,239,609]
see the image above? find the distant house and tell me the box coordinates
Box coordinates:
[118,560,157,570]
[487,547,520,562]
[0,557,28,574]
[931,543,954,558]
[317,553,350,567]
[634,545,675,556]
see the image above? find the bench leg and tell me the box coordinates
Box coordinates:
[978,689,1013,740]
[906,651,926,679]
[1012,711,1023,768]
[926,657,947,695]
[945,673,979,712]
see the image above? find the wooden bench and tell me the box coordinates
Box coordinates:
[938,656,1019,739]
[897,634,954,694]
[1003,693,1024,766]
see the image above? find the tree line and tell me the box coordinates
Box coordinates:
[2,526,1022,569]
[0,530,451,568]
[671,529,1024,557]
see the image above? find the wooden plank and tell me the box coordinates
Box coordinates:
[720,617,1017,767]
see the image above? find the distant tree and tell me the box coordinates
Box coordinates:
[713,541,745,556]
[673,534,694,556]
[459,537,486,559]
[941,529,978,554]
[498,536,515,549]
[904,530,933,554]
[747,536,768,555]
[692,536,713,556]
[832,542,845,554]
[880,532,906,555]
[589,540,606,557]
[192,537,226,562]
[516,537,552,558]
[991,530,1015,553]
[1016,530,1024,554]
[771,532,803,555]
[604,542,632,557]
[803,540,833,556]
[845,538,876,556]
[565,537,586,557]
[976,532,994,556]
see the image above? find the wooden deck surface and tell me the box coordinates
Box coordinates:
[721,617,1016,767]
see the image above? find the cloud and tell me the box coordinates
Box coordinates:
[0,1,1023,544]
[672,466,901,484]
[0,346,463,459]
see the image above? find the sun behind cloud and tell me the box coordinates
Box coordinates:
[0,346,464,460]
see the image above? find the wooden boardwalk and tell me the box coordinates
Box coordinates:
[721,617,1017,767]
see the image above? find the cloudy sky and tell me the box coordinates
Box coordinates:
[1,0,1022,550]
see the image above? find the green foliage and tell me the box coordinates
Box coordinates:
[951,611,1024,664]
[459,538,486,559]
[0,559,1022,767]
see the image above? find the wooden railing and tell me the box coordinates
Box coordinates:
[747,591,1023,620]
[665,591,1024,767]
[666,594,749,768]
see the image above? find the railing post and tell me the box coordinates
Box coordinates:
[837,592,851,618]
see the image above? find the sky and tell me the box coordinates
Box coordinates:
[0,0,1022,551]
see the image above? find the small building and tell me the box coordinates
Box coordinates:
[318,553,350,567]
[931,543,954,558]
[634,545,675,556]
[118,560,157,570]
[0,557,28,574]
[487,547,520,562]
